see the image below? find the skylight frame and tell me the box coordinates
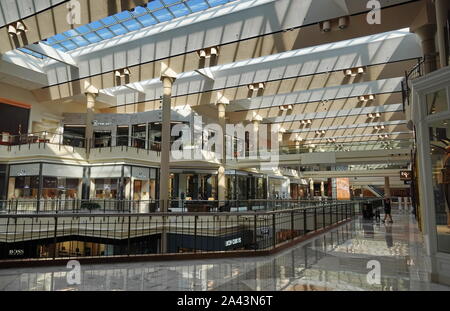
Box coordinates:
[40,0,238,53]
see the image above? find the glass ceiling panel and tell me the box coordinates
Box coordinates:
[40,0,239,52]
[18,48,46,59]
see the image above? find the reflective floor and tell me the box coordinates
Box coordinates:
[0,212,449,291]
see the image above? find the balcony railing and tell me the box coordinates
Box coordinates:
[0,200,376,261]
[0,198,375,215]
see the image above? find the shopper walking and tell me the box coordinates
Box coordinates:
[382,197,393,223]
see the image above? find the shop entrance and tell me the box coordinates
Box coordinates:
[93,131,112,148]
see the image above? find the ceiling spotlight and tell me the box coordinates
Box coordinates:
[338,16,349,30]
[7,21,27,37]
[359,94,376,102]
[210,47,219,56]
[321,20,331,32]
[375,112,381,118]
[367,113,374,119]
[115,68,130,78]
[248,82,266,91]
[357,67,365,74]
[280,105,293,111]
[197,47,220,59]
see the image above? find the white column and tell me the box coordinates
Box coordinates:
[217,102,227,202]
[85,92,97,152]
[384,176,391,198]
[159,76,175,211]
[436,0,449,68]
[320,181,325,198]
[413,24,437,74]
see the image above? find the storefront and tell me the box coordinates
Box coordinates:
[7,163,40,200]
[4,163,158,211]
[0,165,6,201]
[90,165,158,202]
[290,179,309,199]
[167,230,253,253]
[62,111,191,150]
[412,66,450,285]
[268,176,290,199]
[169,169,218,200]
[0,235,161,259]
[225,170,267,201]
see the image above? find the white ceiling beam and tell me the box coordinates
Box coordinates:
[26,43,77,67]
[228,78,404,112]
[98,29,420,106]
[263,104,404,124]
[288,120,408,133]
[96,93,117,106]
[195,68,215,80]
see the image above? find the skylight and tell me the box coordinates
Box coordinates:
[40,0,238,53]
[18,48,46,59]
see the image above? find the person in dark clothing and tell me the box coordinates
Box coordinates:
[382,198,393,223]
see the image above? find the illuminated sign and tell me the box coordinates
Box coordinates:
[225,237,242,247]
[9,249,24,256]
[400,171,412,181]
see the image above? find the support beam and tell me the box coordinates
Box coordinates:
[159,64,177,254]
[217,92,229,203]
[385,176,391,198]
[435,0,449,68]
[159,63,177,211]
[413,23,438,74]
[26,43,77,67]
[85,92,97,153]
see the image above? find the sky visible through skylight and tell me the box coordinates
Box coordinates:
[19,0,238,59]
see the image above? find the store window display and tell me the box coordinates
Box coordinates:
[11,176,39,199]
[41,177,79,199]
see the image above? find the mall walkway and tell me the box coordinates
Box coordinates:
[0,212,449,291]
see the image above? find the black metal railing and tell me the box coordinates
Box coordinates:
[0,200,373,261]
[402,57,425,110]
[0,198,378,215]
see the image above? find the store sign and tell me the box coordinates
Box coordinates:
[9,249,24,256]
[225,237,242,247]
[400,171,412,181]
[17,169,27,176]
[92,120,112,127]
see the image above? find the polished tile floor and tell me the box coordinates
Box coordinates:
[0,212,449,291]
